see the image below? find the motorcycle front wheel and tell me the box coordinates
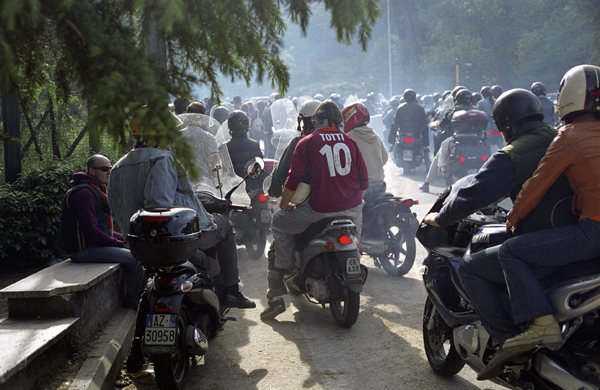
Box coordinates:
[245,224,268,259]
[377,221,416,277]
[154,308,190,390]
[330,286,360,328]
[423,297,465,377]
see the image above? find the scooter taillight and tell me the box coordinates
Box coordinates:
[142,216,171,222]
[337,235,353,245]
[481,155,488,162]
[459,157,466,163]
[154,307,172,313]
[489,130,501,136]
[157,274,177,287]
[402,199,417,208]
[403,137,415,143]
[257,193,269,202]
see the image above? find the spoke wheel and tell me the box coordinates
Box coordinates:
[377,222,416,276]
[423,297,465,377]
[154,308,190,390]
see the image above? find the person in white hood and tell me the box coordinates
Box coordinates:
[342,102,388,202]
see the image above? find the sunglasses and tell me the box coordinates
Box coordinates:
[91,166,112,172]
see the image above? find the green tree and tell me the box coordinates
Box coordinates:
[1,0,380,173]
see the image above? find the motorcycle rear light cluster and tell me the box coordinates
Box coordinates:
[403,137,415,143]
[154,307,172,313]
[459,157,466,163]
[482,156,488,162]
[337,235,353,245]
[489,130,501,136]
[402,199,416,207]
[142,216,171,222]
[257,193,269,202]
[157,274,177,287]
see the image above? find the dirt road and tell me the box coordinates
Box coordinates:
[125,163,505,390]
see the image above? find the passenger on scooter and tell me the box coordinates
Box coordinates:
[388,89,430,171]
[260,101,369,321]
[342,102,388,203]
[499,64,600,355]
[422,88,577,380]
[60,154,145,310]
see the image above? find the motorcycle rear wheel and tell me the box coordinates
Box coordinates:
[245,225,268,259]
[377,221,416,277]
[330,287,360,328]
[154,308,190,390]
[423,297,465,377]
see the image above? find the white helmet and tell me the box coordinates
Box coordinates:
[557,64,600,122]
[299,99,321,118]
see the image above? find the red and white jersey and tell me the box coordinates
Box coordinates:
[284,126,368,213]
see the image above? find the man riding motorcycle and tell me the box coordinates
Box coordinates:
[422,88,577,380]
[260,101,369,321]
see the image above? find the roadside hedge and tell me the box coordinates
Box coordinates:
[0,159,83,269]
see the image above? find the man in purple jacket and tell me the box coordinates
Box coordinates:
[60,154,145,309]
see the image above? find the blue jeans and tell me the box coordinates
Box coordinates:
[499,219,600,324]
[458,245,520,346]
[71,245,146,305]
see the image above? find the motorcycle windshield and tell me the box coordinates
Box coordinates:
[192,121,251,206]
[269,98,298,133]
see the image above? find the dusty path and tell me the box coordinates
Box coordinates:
[124,163,505,390]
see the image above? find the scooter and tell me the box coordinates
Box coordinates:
[283,216,368,328]
[418,175,600,389]
[126,160,264,390]
[392,130,425,174]
[360,191,419,277]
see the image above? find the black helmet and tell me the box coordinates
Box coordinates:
[531,82,546,97]
[480,86,492,98]
[312,101,344,127]
[451,86,467,100]
[454,89,473,106]
[212,106,229,124]
[472,92,483,105]
[492,88,544,135]
[491,85,503,99]
[403,89,417,103]
[227,110,249,132]
[557,64,600,123]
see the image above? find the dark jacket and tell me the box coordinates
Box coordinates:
[60,172,123,256]
[226,131,264,178]
[389,101,428,146]
[267,136,310,198]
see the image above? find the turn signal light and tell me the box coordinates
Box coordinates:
[338,235,353,245]
[325,242,336,250]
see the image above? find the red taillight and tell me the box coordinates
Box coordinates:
[489,130,501,136]
[142,216,171,222]
[403,199,414,207]
[482,155,488,162]
[403,137,415,143]
[157,274,177,287]
[459,157,466,163]
[338,235,353,245]
[154,307,172,313]
[257,193,269,202]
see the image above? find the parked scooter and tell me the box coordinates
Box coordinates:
[392,130,425,174]
[126,160,264,390]
[283,216,368,328]
[443,109,490,185]
[360,191,419,276]
[418,175,600,388]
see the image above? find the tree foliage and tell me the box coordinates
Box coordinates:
[1,0,380,172]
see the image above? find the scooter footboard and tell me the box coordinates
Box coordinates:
[335,250,364,293]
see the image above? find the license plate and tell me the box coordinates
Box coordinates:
[403,150,413,161]
[145,314,177,346]
[346,258,361,274]
[260,209,271,224]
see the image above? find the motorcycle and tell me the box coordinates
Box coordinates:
[360,191,419,277]
[126,160,264,390]
[283,216,368,328]
[392,130,425,174]
[418,175,600,389]
[443,109,490,185]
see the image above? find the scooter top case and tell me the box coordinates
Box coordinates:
[128,207,201,266]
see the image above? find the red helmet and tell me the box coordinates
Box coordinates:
[342,102,370,133]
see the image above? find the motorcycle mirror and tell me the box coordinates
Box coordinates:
[246,157,265,179]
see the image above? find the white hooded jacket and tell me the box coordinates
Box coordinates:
[347,125,388,187]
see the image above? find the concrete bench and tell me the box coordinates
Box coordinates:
[0,259,133,390]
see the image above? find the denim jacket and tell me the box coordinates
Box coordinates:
[108,147,216,244]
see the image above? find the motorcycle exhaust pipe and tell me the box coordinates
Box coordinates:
[184,325,209,356]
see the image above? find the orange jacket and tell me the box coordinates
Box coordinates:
[508,115,600,226]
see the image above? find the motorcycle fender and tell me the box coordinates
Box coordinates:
[335,251,363,293]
